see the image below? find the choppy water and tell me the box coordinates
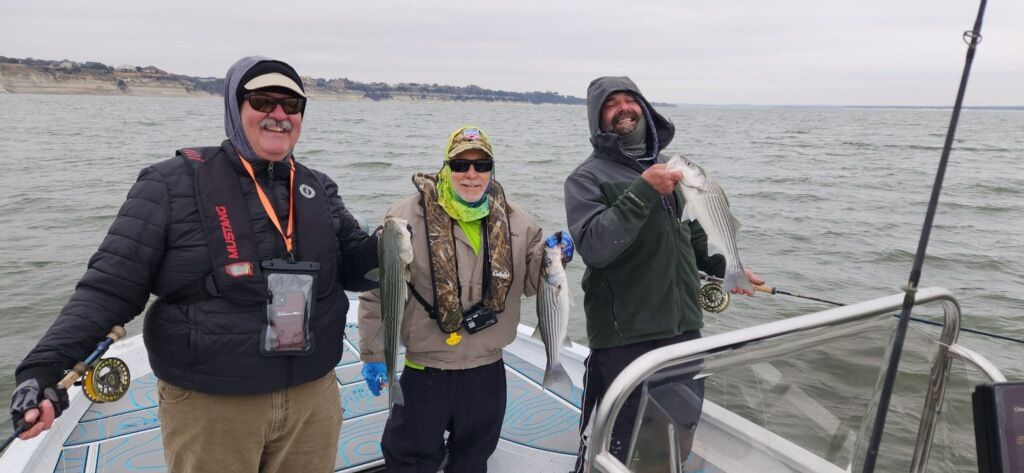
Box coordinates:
[0,95,1021,467]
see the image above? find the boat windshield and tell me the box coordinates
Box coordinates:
[590,288,1006,473]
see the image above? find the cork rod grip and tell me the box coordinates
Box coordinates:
[107,326,127,343]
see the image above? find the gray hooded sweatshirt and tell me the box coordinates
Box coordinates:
[224,55,289,163]
[563,76,725,349]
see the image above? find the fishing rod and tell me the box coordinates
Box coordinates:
[699,273,1024,345]
[700,272,848,308]
[0,326,128,455]
[862,2,988,471]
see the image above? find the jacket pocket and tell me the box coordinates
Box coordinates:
[603,275,624,337]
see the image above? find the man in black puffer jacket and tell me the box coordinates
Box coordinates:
[9,57,378,473]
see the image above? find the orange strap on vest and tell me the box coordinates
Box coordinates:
[238,154,296,255]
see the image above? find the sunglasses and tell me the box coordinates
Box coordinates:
[245,93,306,115]
[448,159,494,173]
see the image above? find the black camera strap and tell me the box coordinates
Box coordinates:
[407,282,438,319]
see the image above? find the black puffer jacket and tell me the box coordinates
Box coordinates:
[16,140,378,394]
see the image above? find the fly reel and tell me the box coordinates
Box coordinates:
[82,357,131,403]
[699,282,730,313]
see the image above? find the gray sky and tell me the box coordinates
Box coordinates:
[2,0,1021,106]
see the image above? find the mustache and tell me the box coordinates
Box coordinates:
[612,110,639,125]
[259,117,293,132]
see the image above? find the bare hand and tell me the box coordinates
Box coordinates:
[730,270,765,296]
[17,400,55,440]
[641,164,683,196]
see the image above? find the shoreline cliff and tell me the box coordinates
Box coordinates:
[0,57,585,105]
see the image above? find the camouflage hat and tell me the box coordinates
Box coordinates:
[446,127,494,159]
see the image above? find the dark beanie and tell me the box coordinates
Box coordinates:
[235,60,305,110]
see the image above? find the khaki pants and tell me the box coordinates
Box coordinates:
[157,371,343,473]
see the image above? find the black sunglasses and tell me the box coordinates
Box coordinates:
[245,93,306,115]
[448,159,494,173]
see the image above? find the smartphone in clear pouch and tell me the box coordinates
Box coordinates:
[261,260,320,356]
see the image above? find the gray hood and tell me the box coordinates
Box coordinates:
[586,76,674,162]
[224,55,282,163]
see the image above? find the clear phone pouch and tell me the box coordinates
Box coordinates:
[261,260,320,356]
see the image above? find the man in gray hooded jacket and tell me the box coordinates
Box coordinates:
[564,76,761,470]
[9,56,377,473]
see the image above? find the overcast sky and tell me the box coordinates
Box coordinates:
[2,0,1021,106]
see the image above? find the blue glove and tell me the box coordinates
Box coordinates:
[361,362,388,397]
[544,231,574,264]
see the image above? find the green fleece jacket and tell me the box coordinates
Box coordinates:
[563,76,725,350]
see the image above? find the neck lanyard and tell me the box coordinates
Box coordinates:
[238,154,295,255]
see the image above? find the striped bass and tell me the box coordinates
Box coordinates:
[378,216,413,408]
[533,245,573,391]
[666,155,753,294]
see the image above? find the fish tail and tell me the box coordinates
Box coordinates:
[391,379,405,407]
[723,265,753,294]
[543,360,572,391]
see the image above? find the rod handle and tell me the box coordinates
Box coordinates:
[107,326,127,343]
[58,363,89,389]
[55,326,127,389]
[753,284,775,294]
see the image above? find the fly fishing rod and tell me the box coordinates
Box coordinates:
[697,273,841,311]
[862,2,988,471]
[0,326,129,454]
[699,273,1024,345]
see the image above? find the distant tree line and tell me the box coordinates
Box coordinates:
[325,79,583,104]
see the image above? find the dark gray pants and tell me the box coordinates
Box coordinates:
[381,359,506,473]
[574,330,705,472]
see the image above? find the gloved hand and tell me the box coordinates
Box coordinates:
[544,231,574,264]
[361,362,388,397]
[10,378,69,438]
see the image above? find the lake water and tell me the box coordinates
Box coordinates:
[0,94,1021,469]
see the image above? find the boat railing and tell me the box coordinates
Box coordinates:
[587,287,1006,473]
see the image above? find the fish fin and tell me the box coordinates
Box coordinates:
[681,202,698,222]
[731,214,742,231]
[724,266,753,294]
[531,325,542,340]
[561,336,574,348]
[543,361,573,392]
[557,284,575,307]
[363,268,380,282]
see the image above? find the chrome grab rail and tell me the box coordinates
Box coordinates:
[588,287,1006,473]
[948,344,1006,383]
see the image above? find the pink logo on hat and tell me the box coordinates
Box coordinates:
[463,129,481,140]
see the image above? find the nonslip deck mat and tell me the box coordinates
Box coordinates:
[51,324,587,472]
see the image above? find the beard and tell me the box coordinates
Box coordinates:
[608,110,640,135]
